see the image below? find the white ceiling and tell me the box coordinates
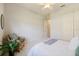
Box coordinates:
[14,3,66,16]
[9,3,79,16]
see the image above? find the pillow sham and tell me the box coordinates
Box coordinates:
[69,37,79,51]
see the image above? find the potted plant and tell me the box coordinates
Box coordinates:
[0,33,25,56]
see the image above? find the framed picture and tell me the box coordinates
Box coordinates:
[1,14,4,30]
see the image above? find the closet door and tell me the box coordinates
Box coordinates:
[50,16,62,39]
[74,11,79,37]
[61,13,73,41]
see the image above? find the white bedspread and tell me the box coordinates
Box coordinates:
[28,40,75,56]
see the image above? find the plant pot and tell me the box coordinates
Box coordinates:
[9,50,15,56]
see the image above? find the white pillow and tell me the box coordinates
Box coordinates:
[69,37,79,51]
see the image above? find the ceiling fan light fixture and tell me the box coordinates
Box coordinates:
[43,4,51,9]
[39,3,54,9]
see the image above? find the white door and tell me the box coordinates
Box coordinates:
[61,13,73,41]
[50,16,62,39]
[74,11,79,37]
[50,12,74,41]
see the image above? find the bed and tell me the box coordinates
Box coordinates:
[28,39,75,56]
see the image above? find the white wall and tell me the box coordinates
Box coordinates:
[0,4,4,44]
[4,4,46,55]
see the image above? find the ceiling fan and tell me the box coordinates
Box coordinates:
[39,3,54,9]
[39,3,65,9]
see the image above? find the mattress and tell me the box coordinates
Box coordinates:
[28,39,75,56]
